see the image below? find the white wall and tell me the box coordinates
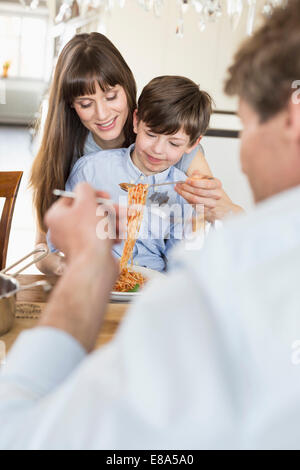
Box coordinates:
[101,0,265,110]
[202,135,254,212]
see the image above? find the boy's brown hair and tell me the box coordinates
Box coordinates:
[137,76,213,146]
[225,0,300,122]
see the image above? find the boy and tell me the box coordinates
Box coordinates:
[49,76,212,271]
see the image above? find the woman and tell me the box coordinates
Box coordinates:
[30,32,242,275]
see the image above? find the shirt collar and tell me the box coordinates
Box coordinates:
[124,144,175,184]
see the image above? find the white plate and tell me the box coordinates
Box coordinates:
[110,266,165,302]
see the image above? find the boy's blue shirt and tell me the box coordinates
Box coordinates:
[47,144,193,272]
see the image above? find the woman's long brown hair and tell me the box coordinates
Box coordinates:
[30,32,137,232]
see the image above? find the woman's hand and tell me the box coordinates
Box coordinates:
[35,242,66,276]
[175,171,244,223]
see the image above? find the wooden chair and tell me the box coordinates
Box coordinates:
[0,171,23,270]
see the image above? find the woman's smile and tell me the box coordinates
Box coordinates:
[96,117,118,131]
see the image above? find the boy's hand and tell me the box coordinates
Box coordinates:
[175,171,242,222]
[175,171,222,207]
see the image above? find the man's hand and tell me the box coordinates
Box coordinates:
[45,183,121,263]
[40,183,123,352]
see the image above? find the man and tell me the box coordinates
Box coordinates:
[1,0,300,449]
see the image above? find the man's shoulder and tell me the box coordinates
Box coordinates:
[173,186,300,283]
[224,184,300,256]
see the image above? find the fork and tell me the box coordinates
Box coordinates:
[53,189,115,205]
[119,181,185,192]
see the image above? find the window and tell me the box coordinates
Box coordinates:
[0,12,48,79]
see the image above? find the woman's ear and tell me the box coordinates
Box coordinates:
[133,109,139,134]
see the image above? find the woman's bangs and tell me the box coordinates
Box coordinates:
[63,66,118,104]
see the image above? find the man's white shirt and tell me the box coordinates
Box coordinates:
[1,185,300,449]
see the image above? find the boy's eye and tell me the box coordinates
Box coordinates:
[170,142,180,147]
[146,132,156,138]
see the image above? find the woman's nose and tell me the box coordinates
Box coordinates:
[95,101,111,122]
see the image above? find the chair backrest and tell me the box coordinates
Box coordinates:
[0,171,23,270]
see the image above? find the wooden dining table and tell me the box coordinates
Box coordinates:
[1,274,130,353]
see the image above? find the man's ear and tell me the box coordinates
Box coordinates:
[186,135,202,154]
[133,109,139,135]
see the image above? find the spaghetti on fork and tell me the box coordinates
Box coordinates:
[113,183,149,292]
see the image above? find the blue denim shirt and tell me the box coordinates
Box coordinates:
[48,145,193,271]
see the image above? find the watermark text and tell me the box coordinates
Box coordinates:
[292,80,300,105]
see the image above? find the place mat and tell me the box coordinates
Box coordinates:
[16,303,44,319]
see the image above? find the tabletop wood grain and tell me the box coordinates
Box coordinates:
[1,274,130,353]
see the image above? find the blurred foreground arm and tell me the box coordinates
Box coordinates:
[40,183,120,352]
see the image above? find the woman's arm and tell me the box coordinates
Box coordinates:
[175,148,244,223]
[35,230,65,276]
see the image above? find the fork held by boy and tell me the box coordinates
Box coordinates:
[119,181,185,192]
